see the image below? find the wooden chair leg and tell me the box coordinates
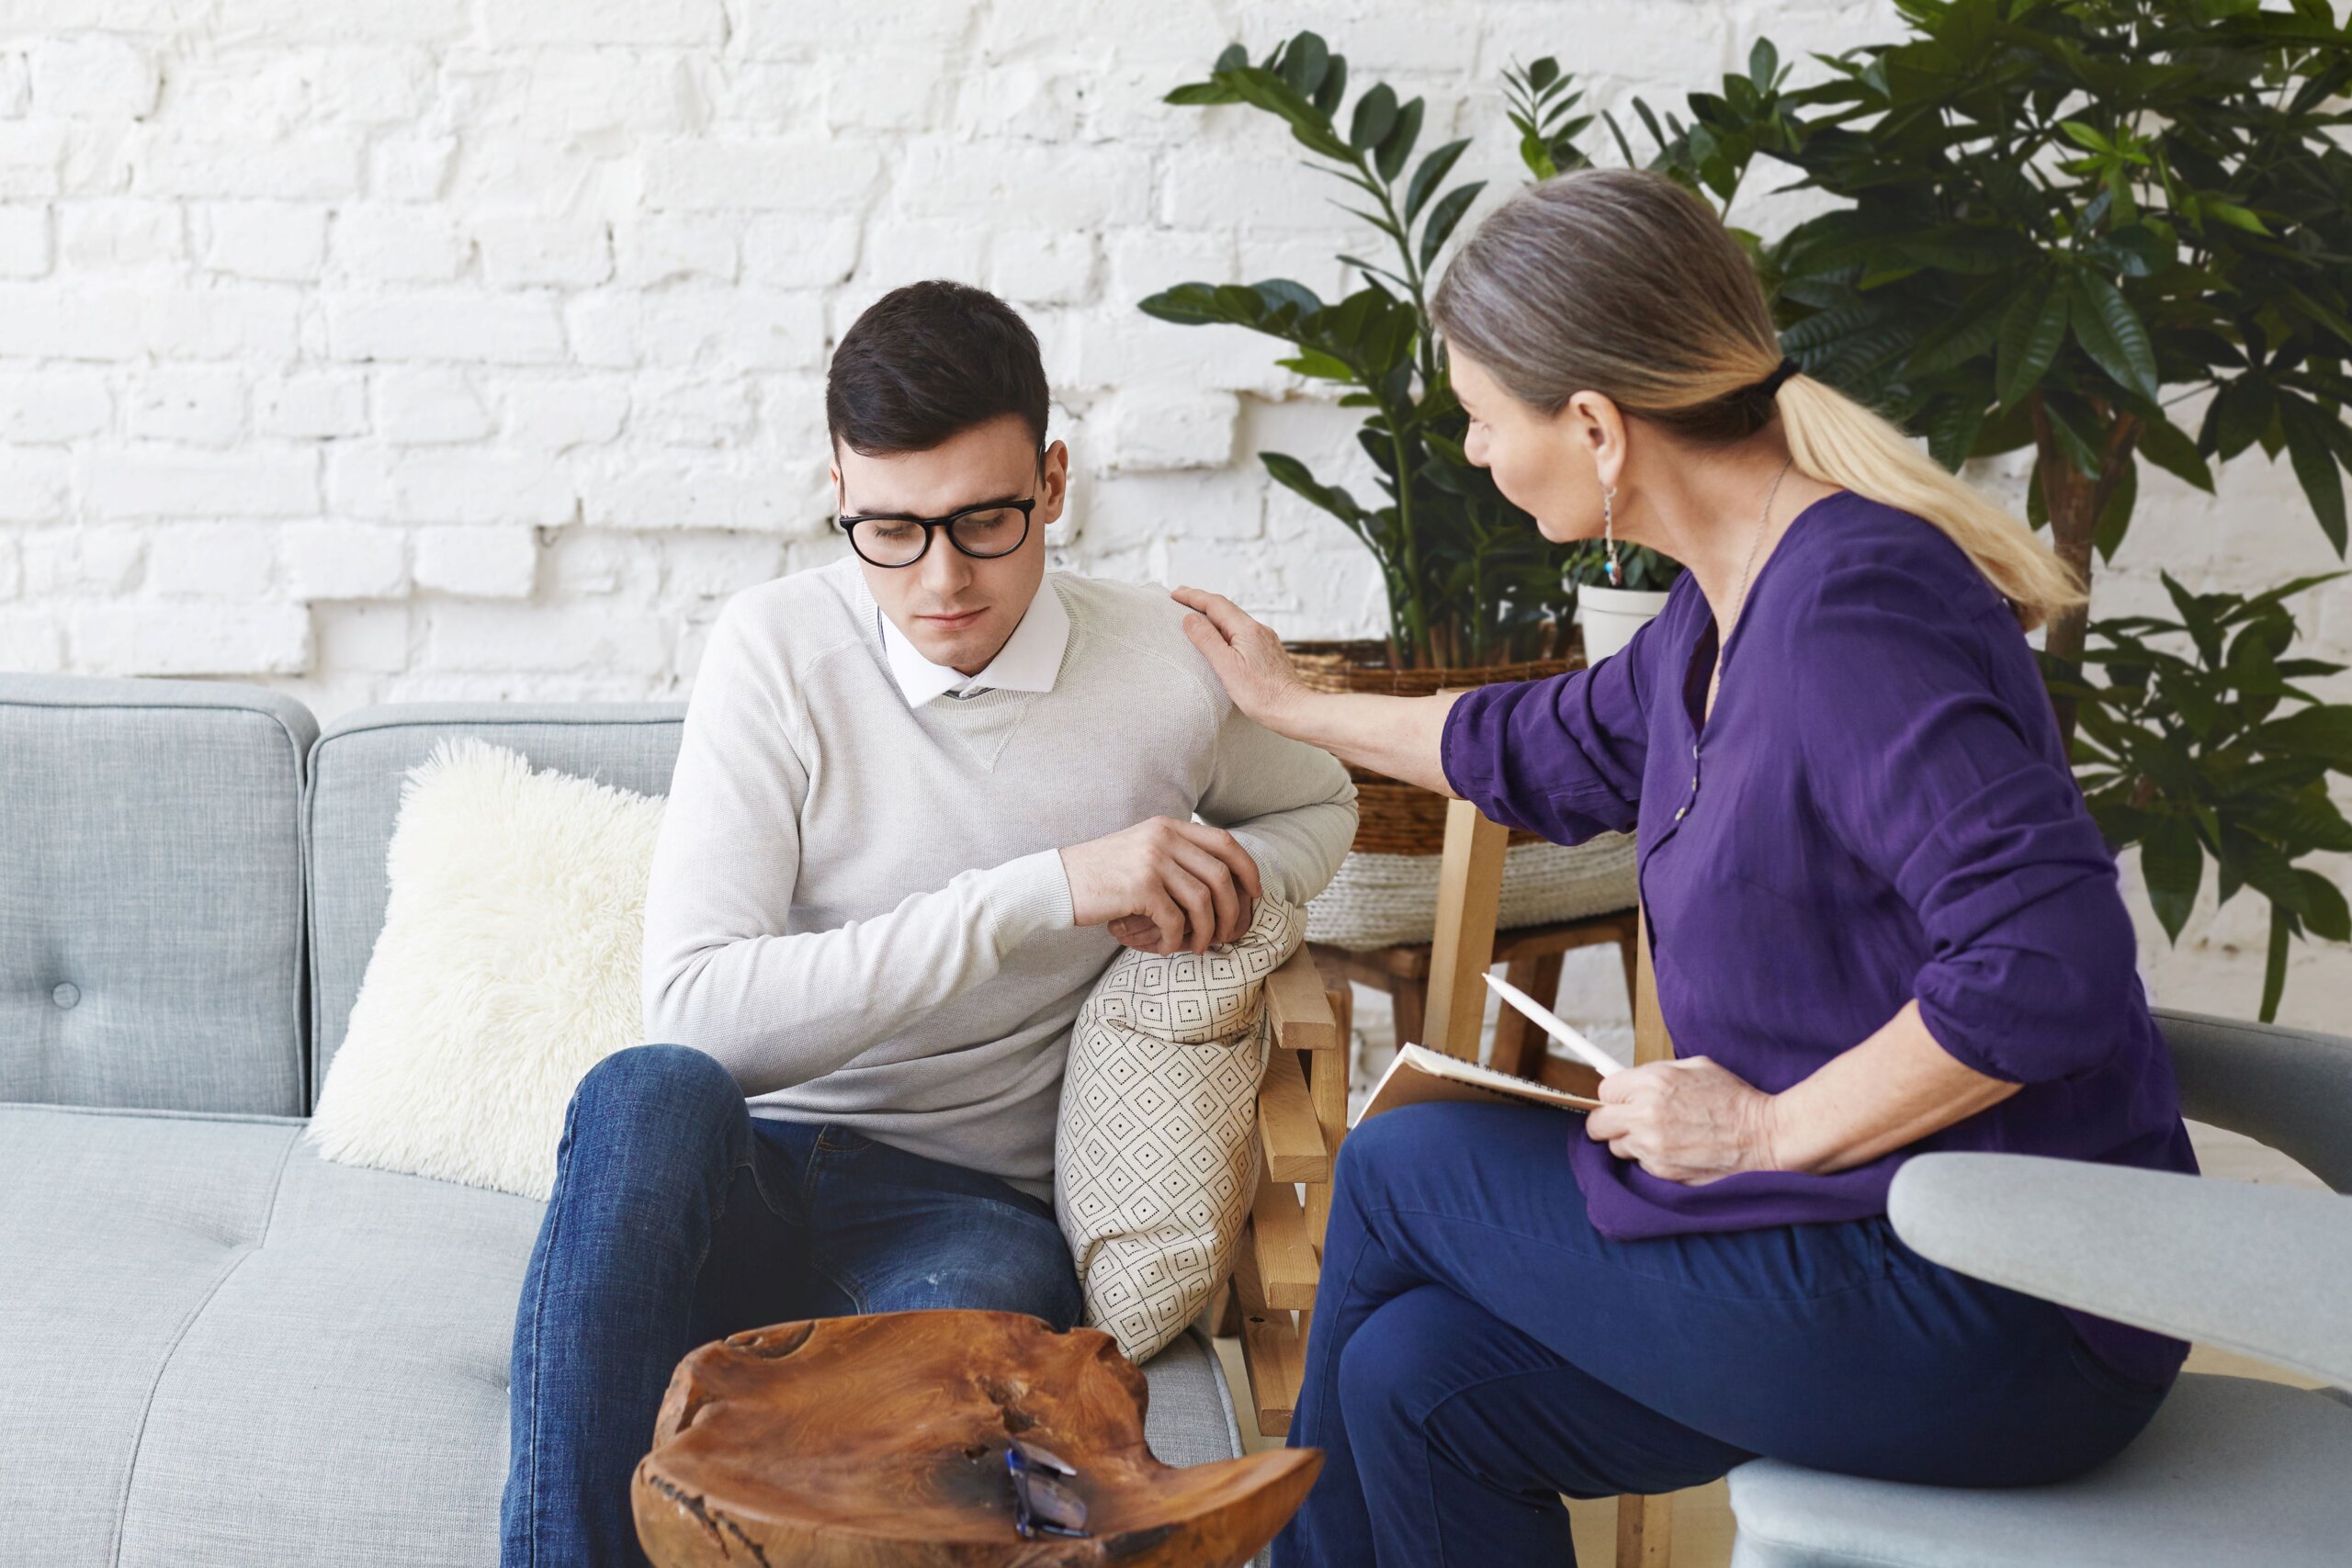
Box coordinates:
[1421,795,1508,1060]
[1615,1491,1673,1567]
[1616,908,1641,1017]
[1488,951,1565,1078]
[1391,976,1427,1058]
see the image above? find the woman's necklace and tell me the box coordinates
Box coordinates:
[1704,456,1793,722]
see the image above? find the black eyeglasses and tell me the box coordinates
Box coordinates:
[1003,1438,1089,1540]
[835,494,1036,569]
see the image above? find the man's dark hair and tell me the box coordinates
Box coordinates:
[826,280,1050,457]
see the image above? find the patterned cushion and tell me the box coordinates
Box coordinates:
[1056,897,1305,1361]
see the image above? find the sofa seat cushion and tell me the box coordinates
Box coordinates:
[0,1102,1250,1568]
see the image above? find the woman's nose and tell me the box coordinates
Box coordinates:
[1464,427,1490,468]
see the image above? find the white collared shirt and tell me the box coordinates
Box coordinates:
[878,574,1071,706]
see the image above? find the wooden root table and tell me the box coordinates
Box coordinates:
[632,1310,1321,1568]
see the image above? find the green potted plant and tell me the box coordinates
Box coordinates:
[1618,0,2352,1019]
[1140,36,1660,944]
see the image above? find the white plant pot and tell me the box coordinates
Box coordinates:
[1573,583,1673,663]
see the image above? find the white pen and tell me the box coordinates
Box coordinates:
[1482,971,1631,1078]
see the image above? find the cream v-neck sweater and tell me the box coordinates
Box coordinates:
[639,555,1359,1200]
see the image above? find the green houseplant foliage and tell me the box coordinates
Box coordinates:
[2046,571,2352,1020]
[1138,36,1682,669]
[1604,0,2352,1019]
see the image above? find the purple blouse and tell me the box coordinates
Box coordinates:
[1440,490,2199,1385]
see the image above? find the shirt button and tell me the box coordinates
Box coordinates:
[1674,806,1687,820]
[52,981,79,1010]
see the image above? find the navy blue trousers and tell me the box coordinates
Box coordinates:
[1273,1101,2174,1567]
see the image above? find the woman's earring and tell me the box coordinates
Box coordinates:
[1602,486,1622,586]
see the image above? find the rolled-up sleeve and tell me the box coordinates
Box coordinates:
[1438,609,1659,844]
[1792,557,2137,1084]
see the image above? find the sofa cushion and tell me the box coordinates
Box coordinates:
[0,674,316,1114]
[305,703,683,1108]
[0,1102,1253,1568]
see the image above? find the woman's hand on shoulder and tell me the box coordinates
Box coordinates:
[1583,1056,1786,1185]
[1171,585,1308,730]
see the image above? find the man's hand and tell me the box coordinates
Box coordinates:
[1581,1056,1785,1185]
[1059,816,1263,955]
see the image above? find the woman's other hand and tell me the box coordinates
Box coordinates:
[1583,1056,1784,1185]
[1172,585,1308,732]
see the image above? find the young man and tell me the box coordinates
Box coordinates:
[500,279,1357,1567]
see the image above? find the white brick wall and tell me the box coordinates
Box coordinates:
[0,0,2345,1024]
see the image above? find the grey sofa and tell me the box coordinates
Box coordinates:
[1,671,1255,1568]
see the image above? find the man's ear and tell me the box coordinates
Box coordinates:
[1038,439,1070,527]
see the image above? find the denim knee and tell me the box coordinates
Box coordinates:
[562,1044,748,1173]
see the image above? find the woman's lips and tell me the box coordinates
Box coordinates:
[920,608,985,628]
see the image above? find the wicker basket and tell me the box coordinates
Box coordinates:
[1284,637,1639,948]
[1285,637,1580,854]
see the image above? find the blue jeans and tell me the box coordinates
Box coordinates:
[1274,1100,2175,1568]
[500,1043,1083,1568]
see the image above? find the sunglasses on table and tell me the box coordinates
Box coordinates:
[1003,1437,1090,1540]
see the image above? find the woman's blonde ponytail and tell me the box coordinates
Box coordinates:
[1771,374,2084,630]
[1428,168,2085,631]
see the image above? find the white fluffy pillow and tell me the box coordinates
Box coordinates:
[305,736,664,1201]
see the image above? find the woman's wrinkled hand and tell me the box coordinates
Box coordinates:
[1170,585,1308,733]
[1582,1056,1785,1186]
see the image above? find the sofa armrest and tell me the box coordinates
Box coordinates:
[1889,1152,2352,1388]
[2154,1007,2352,1194]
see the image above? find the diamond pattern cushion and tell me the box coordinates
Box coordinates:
[1057,896,1305,1361]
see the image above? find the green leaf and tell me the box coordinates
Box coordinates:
[2095,454,2138,562]
[2209,375,2275,461]
[2059,119,2113,154]
[1278,32,1329,96]
[1996,280,2068,412]
[1748,37,1779,90]
[2255,705,2352,767]
[1276,348,1358,381]
[1927,396,1987,473]
[2278,396,2349,556]
[2200,198,2272,237]
[1350,82,1397,153]
[1374,96,1423,183]
[1261,450,1363,522]
[1404,138,1470,223]
[2141,818,2203,942]
[2135,410,2215,493]
[2300,869,2350,942]
[2070,272,2160,404]
[1419,182,1485,272]
[1311,54,1350,117]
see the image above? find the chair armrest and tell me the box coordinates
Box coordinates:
[2154,1007,2352,1193]
[1265,944,1338,1053]
[1889,1152,2352,1388]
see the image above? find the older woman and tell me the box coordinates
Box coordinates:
[1174,167,2197,1567]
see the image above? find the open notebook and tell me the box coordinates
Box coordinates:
[1354,1043,1602,1126]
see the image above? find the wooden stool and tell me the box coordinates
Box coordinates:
[1309,905,1640,1083]
[632,1310,1320,1568]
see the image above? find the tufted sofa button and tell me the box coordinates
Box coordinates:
[51,981,79,1010]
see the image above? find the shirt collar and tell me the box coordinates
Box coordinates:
[877,575,1069,707]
